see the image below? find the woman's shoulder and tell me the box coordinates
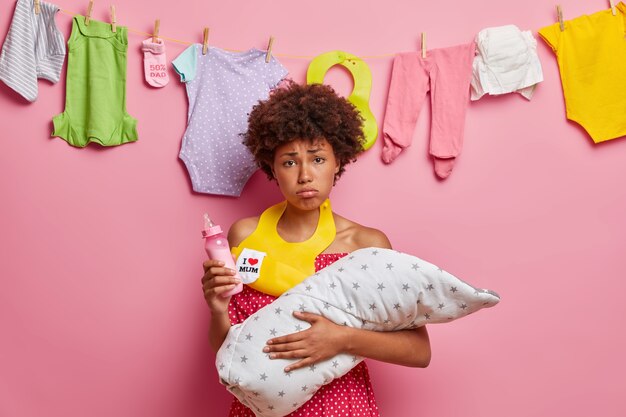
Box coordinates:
[228,216,260,247]
[331,213,392,251]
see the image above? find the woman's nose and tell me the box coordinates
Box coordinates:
[298,164,313,183]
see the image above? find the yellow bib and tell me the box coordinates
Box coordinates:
[306,51,378,150]
[231,199,336,297]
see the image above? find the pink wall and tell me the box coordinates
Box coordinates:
[1,0,625,416]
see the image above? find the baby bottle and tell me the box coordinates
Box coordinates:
[202,213,242,297]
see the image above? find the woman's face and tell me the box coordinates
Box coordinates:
[271,138,340,212]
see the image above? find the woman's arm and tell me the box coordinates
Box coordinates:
[343,322,431,367]
[265,311,431,371]
[202,216,258,352]
[202,258,238,352]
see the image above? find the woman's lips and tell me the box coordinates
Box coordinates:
[296,189,318,198]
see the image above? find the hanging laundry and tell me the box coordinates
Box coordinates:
[52,16,138,147]
[539,4,626,143]
[0,0,65,102]
[142,37,169,88]
[172,45,287,197]
[382,42,475,179]
[471,25,543,101]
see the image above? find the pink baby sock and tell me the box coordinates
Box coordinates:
[142,38,169,88]
[433,157,456,179]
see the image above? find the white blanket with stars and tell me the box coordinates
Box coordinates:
[216,247,500,417]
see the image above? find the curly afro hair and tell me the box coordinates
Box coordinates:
[242,81,365,181]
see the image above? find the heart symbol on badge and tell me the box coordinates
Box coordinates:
[248,258,258,266]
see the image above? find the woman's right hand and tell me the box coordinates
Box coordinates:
[201,259,240,314]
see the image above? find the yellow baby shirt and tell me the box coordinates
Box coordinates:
[539,3,626,143]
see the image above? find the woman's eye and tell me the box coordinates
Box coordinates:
[283,160,296,167]
[314,157,325,164]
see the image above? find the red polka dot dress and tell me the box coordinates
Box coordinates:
[227,253,381,417]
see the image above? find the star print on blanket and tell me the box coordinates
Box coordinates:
[216,247,500,417]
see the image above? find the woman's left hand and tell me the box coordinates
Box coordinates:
[264,311,346,372]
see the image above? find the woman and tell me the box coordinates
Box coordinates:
[202,82,431,417]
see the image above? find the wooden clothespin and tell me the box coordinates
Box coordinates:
[34,0,40,15]
[421,32,426,58]
[265,36,275,63]
[152,19,161,43]
[110,5,117,33]
[556,5,564,31]
[202,28,209,55]
[609,0,617,16]
[85,0,94,25]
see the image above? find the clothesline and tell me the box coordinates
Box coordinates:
[57,8,396,60]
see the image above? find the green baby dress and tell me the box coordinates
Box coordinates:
[52,16,137,147]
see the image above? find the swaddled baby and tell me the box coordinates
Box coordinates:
[216,247,500,417]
